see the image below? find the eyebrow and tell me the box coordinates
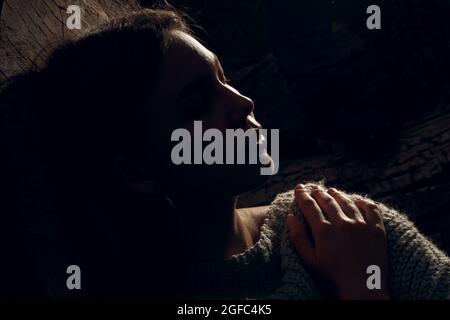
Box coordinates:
[212,53,221,73]
[172,76,211,105]
[212,53,227,80]
[172,53,222,105]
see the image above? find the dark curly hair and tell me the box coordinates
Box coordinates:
[0,6,192,298]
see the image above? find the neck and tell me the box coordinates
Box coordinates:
[168,190,254,262]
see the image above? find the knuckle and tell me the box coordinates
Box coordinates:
[353,219,367,228]
[295,183,305,189]
[326,188,339,196]
[294,193,306,203]
[348,205,361,216]
[341,195,354,205]
[339,219,366,232]
[301,197,317,208]
[354,197,367,205]
[313,191,333,204]
[323,194,334,203]
[337,219,355,231]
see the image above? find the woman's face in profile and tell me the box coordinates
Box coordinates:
[148,30,272,194]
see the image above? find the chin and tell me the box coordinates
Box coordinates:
[168,157,274,195]
[217,162,273,195]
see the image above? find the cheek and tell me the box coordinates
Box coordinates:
[149,118,179,163]
[206,102,231,131]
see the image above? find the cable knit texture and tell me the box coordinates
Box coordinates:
[187,182,450,299]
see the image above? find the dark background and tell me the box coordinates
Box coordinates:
[147,0,450,252]
[161,0,449,157]
[1,0,450,255]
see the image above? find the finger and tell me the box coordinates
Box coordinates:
[354,199,384,227]
[327,188,365,222]
[287,213,315,265]
[294,186,328,233]
[310,186,350,224]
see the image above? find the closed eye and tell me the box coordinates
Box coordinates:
[222,75,231,85]
[177,78,213,119]
[212,53,231,85]
[184,92,209,118]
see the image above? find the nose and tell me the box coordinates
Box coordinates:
[247,112,262,129]
[224,84,255,125]
[240,95,255,116]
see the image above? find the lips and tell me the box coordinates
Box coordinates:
[257,131,266,145]
[245,114,264,144]
[247,113,262,129]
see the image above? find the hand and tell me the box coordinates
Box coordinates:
[287,184,389,300]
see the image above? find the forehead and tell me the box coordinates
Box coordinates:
[151,30,216,101]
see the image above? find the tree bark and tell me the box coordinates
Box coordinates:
[2,0,449,254]
[0,0,139,86]
[240,102,450,211]
[238,100,450,252]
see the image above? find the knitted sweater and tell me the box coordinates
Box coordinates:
[186,183,450,299]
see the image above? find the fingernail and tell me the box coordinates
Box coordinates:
[296,183,305,189]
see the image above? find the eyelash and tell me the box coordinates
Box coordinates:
[222,75,231,85]
[184,88,212,118]
[181,74,230,119]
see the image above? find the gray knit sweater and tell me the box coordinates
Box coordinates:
[186,183,450,299]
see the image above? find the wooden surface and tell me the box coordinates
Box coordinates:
[1,1,449,253]
[238,96,450,252]
[239,102,450,216]
[0,0,139,86]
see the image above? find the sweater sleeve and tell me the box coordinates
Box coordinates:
[264,184,450,300]
[375,201,450,299]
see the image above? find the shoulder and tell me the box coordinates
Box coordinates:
[237,206,270,243]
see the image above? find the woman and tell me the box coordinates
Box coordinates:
[1,7,449,299]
